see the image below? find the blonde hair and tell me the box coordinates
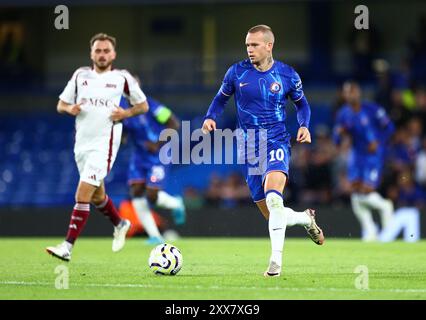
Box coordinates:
[248,25,274,43]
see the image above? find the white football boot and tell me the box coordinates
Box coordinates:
[304,209,325,245]
[46,242,72,262]
[264,260,281,277]
[112,219,131,252]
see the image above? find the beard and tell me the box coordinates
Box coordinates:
[94,59,112,71]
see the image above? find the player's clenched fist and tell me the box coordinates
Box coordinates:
[296,126,311,144]
[111,106,128,121]
[68,103,82,116]
[202,119,216,134]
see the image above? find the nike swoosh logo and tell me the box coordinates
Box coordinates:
[239,82,249,87]
[272,228,283,231]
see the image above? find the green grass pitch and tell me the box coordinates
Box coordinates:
[0,238,425,300]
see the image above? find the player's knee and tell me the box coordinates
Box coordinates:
[351,182,361,193]
[264,172,287,193]
[131,183,146,198]
[91,194,105,206]
[146,189,158,205]
[75,193,92,204]
[75,181,99,204]
[361,184,375,194]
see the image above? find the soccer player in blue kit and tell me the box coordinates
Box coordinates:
[334,81,395,241]
[202,25,324,277]
[122,95,186,244]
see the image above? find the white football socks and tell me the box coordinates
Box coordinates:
[285,207,311,227]
[266,191,287,266]
[351,193,377,241]
[358,192,394,228]
[156,191,181,210]
[132,197,161,238]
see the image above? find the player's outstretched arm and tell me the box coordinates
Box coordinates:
[296,126,311,144]
[202,118,217,134]
[57,100,81,116]
[111,100,149,121]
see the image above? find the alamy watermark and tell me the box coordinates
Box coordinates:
[354,265,369,290]
[54,265,69,289]
[354,5,369,30]
[158,121,270,176]
[54,5,69,30]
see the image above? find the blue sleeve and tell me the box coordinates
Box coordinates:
[332,110,345,145]
[293,95,311,128]
[146,97,161,116]
[287,68,304,102]
[204,66,235,121]
[374,105,395,140]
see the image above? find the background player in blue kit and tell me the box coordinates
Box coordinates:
[122,94,186,245]
[333,81,395,241]
[202,25,324,277]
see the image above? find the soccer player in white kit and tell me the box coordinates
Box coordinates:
[46,33,149,261]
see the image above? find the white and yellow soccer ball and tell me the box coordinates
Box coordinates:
[148,243,183,275]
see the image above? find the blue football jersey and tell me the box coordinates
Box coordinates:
[122,96,169,166]
[334,101,394,156]
[218,59,304,141]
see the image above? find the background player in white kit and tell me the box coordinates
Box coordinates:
[46,33,149,261]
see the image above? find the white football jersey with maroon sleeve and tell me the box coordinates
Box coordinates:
[59,67,147,186]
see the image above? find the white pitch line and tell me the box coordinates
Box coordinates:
[0,281,426,294]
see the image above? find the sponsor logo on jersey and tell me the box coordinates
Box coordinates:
[270,82,282,93]
[294,80,302,89]
[81,97,114,108]
[105,83,117,88]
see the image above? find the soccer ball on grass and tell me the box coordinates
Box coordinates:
[148,243,183,275]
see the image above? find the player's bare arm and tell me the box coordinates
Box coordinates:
[110,100,149,121]
[202,118,216,134]
[296,126,311,144]
[166,114,180,131]
[57,100,81,116]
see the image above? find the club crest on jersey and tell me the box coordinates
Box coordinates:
[270,82,281,93]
